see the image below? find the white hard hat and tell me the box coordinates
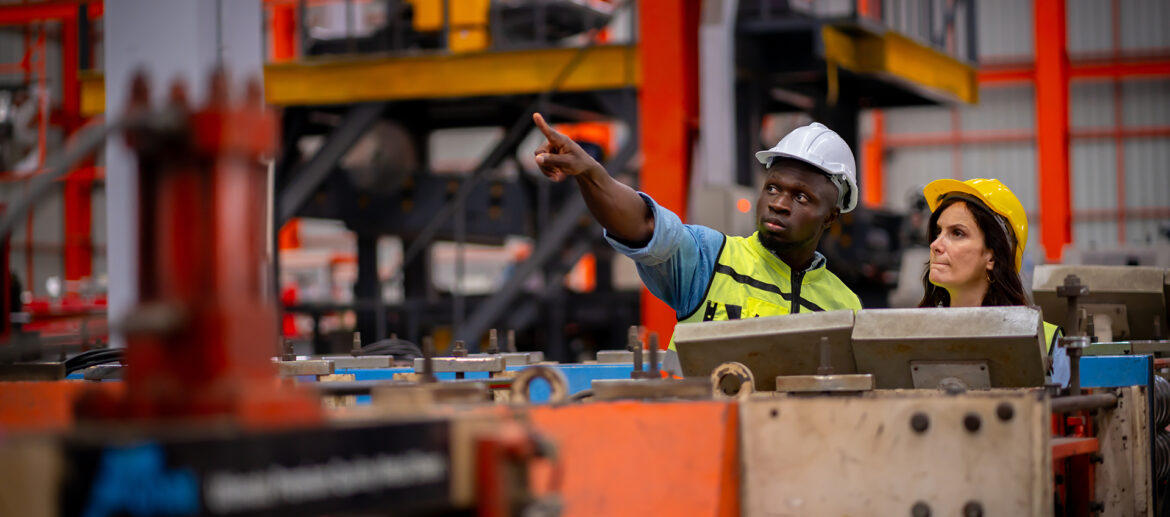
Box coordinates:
[754,122,859,213]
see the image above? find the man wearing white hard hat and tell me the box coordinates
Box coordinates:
[531,113,862,350]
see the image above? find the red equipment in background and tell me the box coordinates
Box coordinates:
[77,72,321,428]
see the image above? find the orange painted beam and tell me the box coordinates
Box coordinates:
[1033,0,1071,262]
[637,0,699,344]
[1072,59,1170,80]
[528,400,739,517]
[980,59,1170,85]
[1051,437,1099,460]
[978,66,1034,84]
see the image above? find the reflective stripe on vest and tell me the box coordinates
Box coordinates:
[669,232,862,349]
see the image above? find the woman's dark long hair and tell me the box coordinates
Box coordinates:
[918,196,1029,307]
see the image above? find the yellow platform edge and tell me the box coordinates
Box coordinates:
[263,44,641,106]
[822,25,978,105]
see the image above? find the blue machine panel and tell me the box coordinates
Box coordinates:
[1079,355,1152,389]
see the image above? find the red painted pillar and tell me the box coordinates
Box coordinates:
[61,14,79,132]
[63,167,94,285]
[62,13,91,287]
[1034,0,1071,262]
[637,0,699,346]
[271,3,297,61]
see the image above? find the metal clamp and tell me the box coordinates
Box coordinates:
[510,365,570,404]
[710,361,755,398]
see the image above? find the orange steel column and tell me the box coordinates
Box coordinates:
[861,111,885,208]
[1034,0,1071,262]
[637,0,699,344]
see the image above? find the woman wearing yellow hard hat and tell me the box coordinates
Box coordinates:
[918,178,1066,384]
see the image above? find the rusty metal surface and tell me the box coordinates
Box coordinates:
[773,373,875,393]
[1094,385,1152,515]
[741,389,1052,516]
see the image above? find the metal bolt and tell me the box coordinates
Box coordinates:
[964,413,982,432]
[351,331,362,357]
[962,501,983,517]
[282,339,295,361]
[910,412,930,433]
[816,336,833,375]
[452,340,468,358]
[996,402,1014,421]
[487,329,500,355]
[627,326,639,352]
[910,501,931,517]
[506,329,517,353]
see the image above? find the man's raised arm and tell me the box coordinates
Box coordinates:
[532,113,653,245]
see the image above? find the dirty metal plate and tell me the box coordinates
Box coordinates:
[413,356,505,373]
[741,389,1051,516]
[325,356,392,369]
[591,378,711,401]
[852,307,1046,389]
[277,359,334,376]
[909,361,991,390]
[773,373,874,393]
[470,352,542,366]
[596,350,639,364]
[1095,385,1152,515]
[673,310,856,392]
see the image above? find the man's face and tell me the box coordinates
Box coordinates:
[755,160,840,254]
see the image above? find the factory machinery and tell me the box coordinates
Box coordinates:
[2,74,1170,517]
[2,2,1170,516]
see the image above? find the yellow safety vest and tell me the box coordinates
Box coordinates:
[1044,321,1060,354]
[669,232,862,348]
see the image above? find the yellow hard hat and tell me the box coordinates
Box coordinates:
[923,178,1028,272]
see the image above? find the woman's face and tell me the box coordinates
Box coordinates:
[928,201,994,292]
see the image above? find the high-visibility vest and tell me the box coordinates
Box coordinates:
[668,232,862,349]
[1044,321,1060,354]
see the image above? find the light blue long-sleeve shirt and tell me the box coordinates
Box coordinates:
[602,192,825,319]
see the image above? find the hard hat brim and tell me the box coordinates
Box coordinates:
[923,179,984,213]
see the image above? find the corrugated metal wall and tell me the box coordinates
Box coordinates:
[879,0,1170,263]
